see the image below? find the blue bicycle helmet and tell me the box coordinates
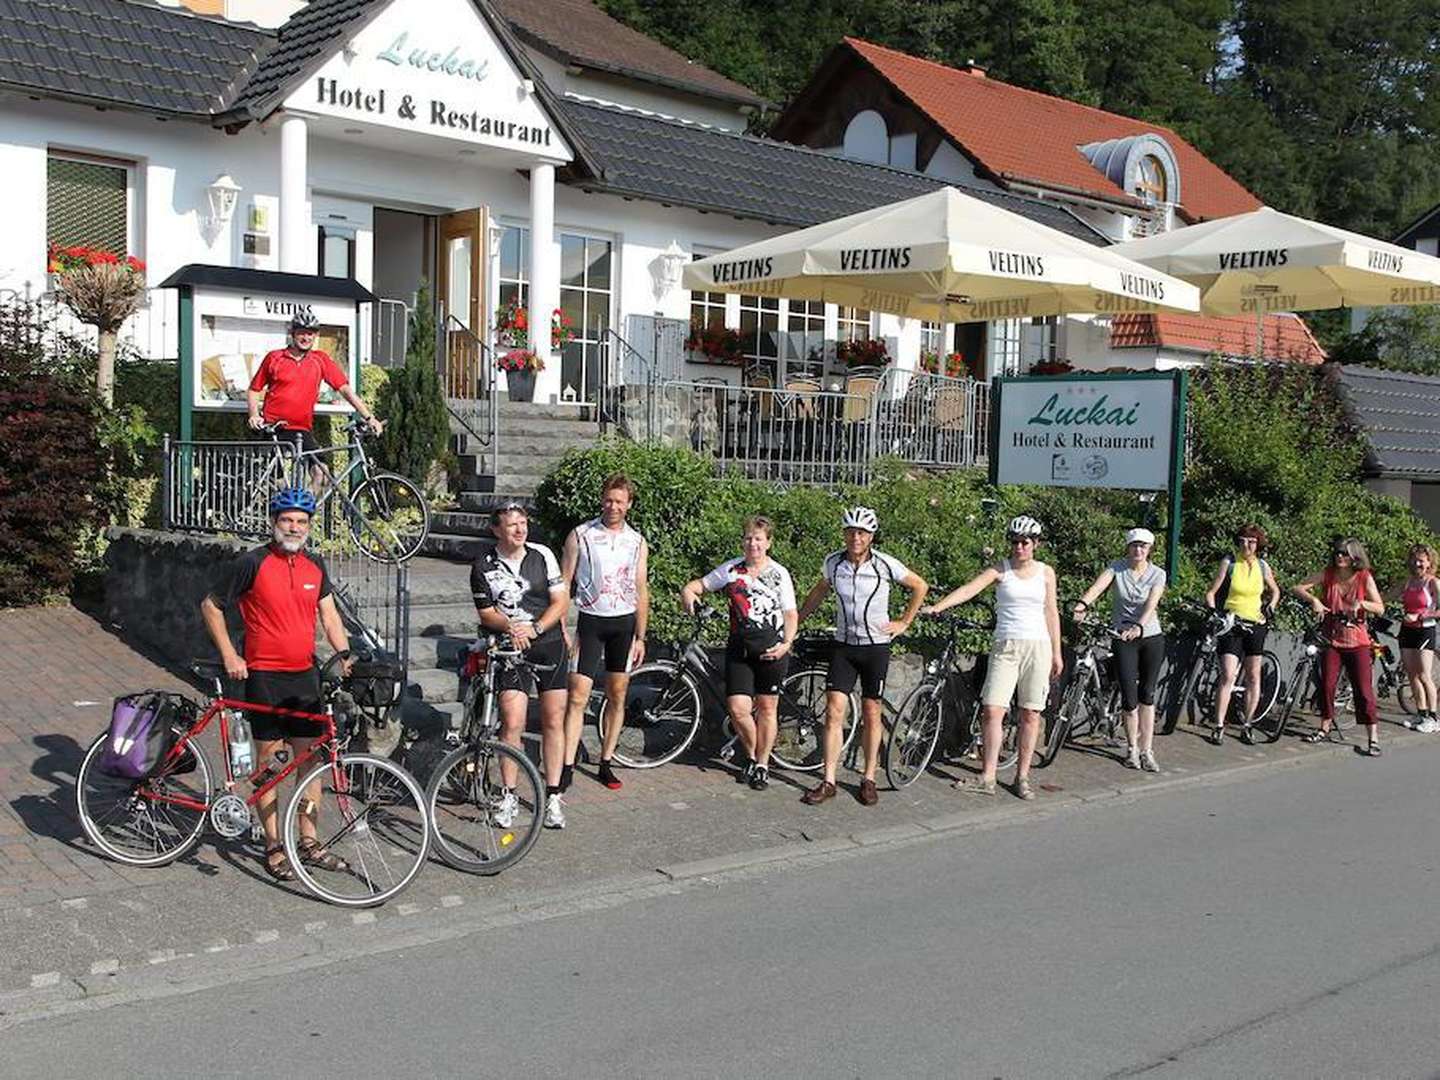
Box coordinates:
[269,487,317,518]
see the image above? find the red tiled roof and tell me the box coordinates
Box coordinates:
[1110,313,1327,365]
[844,38,1260,223]
[492,0,766,108]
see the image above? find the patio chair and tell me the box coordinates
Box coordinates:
[933,384,969,466]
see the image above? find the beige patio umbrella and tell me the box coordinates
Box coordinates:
[683,186,1201,322]
[1113,206,1440,316]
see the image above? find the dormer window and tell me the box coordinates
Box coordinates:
[1134,154,1168,205]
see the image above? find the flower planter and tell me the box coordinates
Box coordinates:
[506,368,537,403]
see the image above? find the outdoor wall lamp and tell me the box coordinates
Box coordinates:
[651,240,687,301]
[202,174,242,243]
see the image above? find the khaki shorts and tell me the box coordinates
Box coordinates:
[981,638,1053,712]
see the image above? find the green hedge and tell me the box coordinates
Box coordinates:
[534,364,1439,645]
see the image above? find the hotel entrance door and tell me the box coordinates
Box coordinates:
[438,206,491,401]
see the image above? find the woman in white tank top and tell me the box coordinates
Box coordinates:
[922,515,1061,800]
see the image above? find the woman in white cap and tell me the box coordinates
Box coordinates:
[1072,528,1167,771]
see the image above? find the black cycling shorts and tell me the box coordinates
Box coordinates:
[1218,621,1268,658]
[245,667,325,742]
[826,643,891,700]
[263,426,320,455]
[1399,624,1436,651]
[575,612,637,680]
[725,636,789,698]
[496,632,569,695]
[1113,634,1166,710]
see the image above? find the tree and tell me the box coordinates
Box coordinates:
[1329,307,1440,376]
[373,282,450,488]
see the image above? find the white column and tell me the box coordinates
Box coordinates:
[527,161,559,402]
[279,114,309,273]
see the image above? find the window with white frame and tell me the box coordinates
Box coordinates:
[990,318,1023,376]
[689,273,726,332]
[47,152,134,256]
[559,233,612,401]
[738,293,779,373]
[497,224,530,312]
[783,299,826,378]
[920,320,951,370]
[837,305,872,342]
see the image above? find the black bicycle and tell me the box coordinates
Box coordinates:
[424,639,545,876]
[883,614,1019,789]
[1040,617,1127,765]
[584,609,860,772]
[1167,600,1281,741]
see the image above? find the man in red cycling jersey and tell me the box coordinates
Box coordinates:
[247,312,383,472]
[199,487,353,882]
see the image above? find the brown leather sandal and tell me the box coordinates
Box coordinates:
[264,845,296,882]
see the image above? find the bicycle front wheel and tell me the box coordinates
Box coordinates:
[283,753,430,907]
[427,739,543,876]
[884,683,943,789]
[773,665,858,772]
[76,733,213,867]
[349,472,430,562]
[1248,652,1287,741]
[600,661,703,769]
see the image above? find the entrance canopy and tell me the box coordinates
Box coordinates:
[1114,206,1440,315]
[683,187,1200,323]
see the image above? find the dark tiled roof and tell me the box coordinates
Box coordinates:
[491,0,765,109]
[220,0,382,119]
[1330,364,1440,478]
[563,100,1108,243]
[0,0,270,117]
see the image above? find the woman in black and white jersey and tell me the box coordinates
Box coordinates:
[681,516,798,790]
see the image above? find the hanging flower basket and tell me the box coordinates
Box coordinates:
[495,300,575,359]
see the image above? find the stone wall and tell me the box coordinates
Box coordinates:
[104,527,251,669]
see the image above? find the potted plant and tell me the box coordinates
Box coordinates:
[835,336,891,369]
[685,321,746,366]
[494,302,575,402]
[1029,358,1076,376]
[919,349,967,378]
[48,243,146,406]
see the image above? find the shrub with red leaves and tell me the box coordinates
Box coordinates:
[0,303,106,606]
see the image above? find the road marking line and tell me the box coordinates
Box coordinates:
[60,898,88,910]
[89,958,120,976]
[30,972,61,988]
[304,921,327,933]
[253,929,280,944]
[396,903,420,916]
[669,802,689,810]
[440,895,463,908]
[352,912,377,926]
[147,949,177,965]
[205,940,230,953]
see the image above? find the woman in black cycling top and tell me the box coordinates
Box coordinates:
[680,516,798,790]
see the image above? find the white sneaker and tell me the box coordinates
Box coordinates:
[1139,749,1159,773]
[494,790,518,828]
[1418,717,1440,735]
[1123,746,1141,769]
[544,793,566,830]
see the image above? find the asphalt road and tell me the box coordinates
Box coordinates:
[8,742,1440,1079]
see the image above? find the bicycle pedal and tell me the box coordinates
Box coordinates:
[718,745,735,762]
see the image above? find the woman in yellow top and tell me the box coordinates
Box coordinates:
[1203,524,1281,744]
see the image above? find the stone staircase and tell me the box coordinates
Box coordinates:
[398,556,481,733]
[423,399,600,561]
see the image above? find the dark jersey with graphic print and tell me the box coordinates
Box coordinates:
[701,557,797,641]
[471,542,564,641]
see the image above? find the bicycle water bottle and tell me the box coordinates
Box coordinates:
[229,713,254,780]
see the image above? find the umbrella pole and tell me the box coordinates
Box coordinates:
[1254,309,1264,361]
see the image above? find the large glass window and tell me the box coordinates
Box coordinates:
[689,254,726,331]
[1134,155,1168,204]
[838,306,872,342]
[47,153,131,255]
[738,294,779,375]
[497,224,530,312]
[558,233,612,402]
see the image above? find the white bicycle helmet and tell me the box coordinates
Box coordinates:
[841,506,879,533]
[1006,515,1043,539]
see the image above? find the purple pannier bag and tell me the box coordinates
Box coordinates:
[98,692,183,779]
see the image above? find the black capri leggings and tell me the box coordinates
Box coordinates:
[1113,634,1166,711]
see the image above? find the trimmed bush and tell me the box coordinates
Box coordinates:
[374,282,449,488]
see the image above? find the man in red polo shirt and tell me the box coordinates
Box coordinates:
[247,311,383,458]
[199,487,353,882]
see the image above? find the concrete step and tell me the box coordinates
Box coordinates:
[420,532,490,561]
[430,511,495,538]
[407,666,460,704]
[410,602,480,636]
[457,490,538,514]
[496,401,593,421]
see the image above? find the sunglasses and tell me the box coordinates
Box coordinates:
[1008,536,1036,545]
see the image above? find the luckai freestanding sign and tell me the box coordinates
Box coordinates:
[990,373,1183,490]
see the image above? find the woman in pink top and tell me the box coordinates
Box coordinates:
[1395,544,1440,732]
[1292,537,1385,754]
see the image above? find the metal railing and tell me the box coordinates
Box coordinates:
[372,298,410,368]
[601,326,656,438]
[1,282,179,360]
[439,310,498,479]
[870,369,991,470]
[161,434,410,671]
[653,379,875,488]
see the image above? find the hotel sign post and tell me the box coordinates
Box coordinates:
[988,371,1188,578]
